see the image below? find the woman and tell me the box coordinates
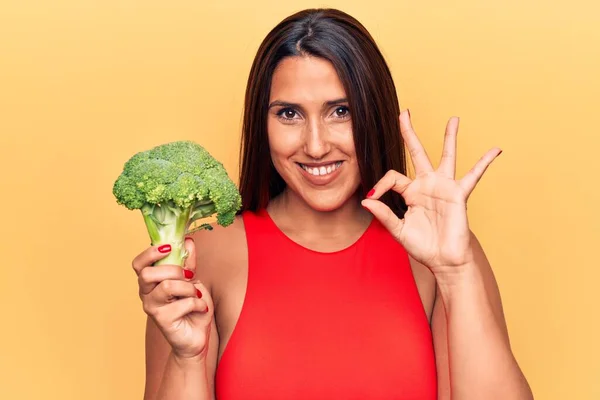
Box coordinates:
[131,8,533,400]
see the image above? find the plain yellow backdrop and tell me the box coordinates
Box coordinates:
[1,0,598,399]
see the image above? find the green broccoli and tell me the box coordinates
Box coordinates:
[112,140,242,266]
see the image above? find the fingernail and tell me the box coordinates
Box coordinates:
[185,236,195,243]
[184,269,194,279]
[196,289,202,298]
[366,189,375,198]
[407,109,411,118]
[158,244,171,253]
[498,149,503,155]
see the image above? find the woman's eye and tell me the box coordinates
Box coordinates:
[333,106,350,118]
[277,108,298,120]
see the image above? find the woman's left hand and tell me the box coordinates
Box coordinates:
[361,110,501,274]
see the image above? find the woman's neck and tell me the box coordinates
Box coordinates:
[266,188,372,245]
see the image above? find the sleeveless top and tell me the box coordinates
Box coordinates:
[214,209,438,399]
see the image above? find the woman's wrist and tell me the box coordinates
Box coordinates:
[433,261,483,304]
[171,350,208,368]
[156,351,212,400]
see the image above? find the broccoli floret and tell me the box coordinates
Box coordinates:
[113,140,242,266]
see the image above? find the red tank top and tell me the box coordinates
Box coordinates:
[215,209,437,399]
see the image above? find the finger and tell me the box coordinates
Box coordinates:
[164,282,214,319]
[366,169,412,200]
[131,244,173,276]
[399,110,434,174]
[153,296,209,323]
[147,279,201,306]
[361,198,405,238]
[438,117,459,178]
[138,265,195,296]
[459,148,502,196]
[193,282,214,312]
[182,236,196,273]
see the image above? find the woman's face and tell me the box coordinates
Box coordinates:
[267,56,361,212]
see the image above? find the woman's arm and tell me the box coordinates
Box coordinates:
[144,317,219,400]
[429,233,533,400]
[143,230,223,400]
[363,111,534,399]
[156,354,209,399]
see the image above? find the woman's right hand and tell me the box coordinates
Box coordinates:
[131,237,213,361]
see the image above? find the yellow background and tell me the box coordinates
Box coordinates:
[1,0,598,399]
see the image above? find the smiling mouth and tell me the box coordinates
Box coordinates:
[297,161,343,177]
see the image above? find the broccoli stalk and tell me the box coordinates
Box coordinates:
[140,200,216,266]
[113,141,242,267]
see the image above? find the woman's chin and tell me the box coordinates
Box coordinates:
[301,192,356,213]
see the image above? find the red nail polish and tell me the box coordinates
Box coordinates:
[184,269,194,279]
[158,244,171,253]
[367,189,375,198]
[185,236,195,243]
[196,289,202,298]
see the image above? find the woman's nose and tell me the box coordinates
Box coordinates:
[304,121,331,160]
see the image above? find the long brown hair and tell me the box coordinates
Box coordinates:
[238,8,408,217]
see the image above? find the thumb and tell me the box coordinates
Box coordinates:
[361,198,404,239]
[182,236,197,273]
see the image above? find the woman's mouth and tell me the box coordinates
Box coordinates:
[296,161,343,186]
[297,161,342,177]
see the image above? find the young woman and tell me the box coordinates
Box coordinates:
[131,8,533,400]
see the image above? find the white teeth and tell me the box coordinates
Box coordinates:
[300,161,342,177]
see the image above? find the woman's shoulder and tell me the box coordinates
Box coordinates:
[187,214,248,295]
[189,213,247,246]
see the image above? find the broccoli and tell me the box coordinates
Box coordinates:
[112,140,242,266]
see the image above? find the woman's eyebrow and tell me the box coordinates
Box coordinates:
[268,100,299,109]
[324,98,348,107]
[268,98,348,109]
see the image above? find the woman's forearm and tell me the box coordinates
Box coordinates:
[436,257,533,399]
[156,352,212,400]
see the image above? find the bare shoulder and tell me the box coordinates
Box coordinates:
[408,255,437,321]
[187,215,247,303]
